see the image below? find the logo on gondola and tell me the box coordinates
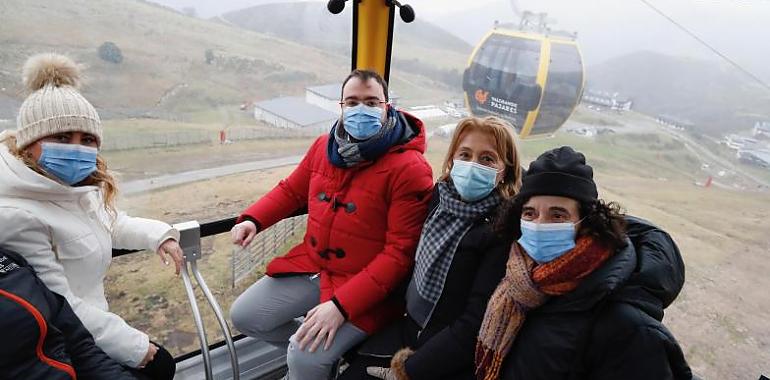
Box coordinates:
[475,89,489,105]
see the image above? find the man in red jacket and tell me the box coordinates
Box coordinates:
[230,70,434,380]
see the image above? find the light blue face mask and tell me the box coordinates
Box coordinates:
[450,159,499,202]
[37,142,98,185]
[342,104,384,140]
[518,219,578,264]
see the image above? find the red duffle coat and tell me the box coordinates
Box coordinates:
[239,112,433,334]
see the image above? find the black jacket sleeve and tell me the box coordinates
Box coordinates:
[47,289,138,380]
[586,303,692,380]
[623,216,685,312]
[404,241,510,380]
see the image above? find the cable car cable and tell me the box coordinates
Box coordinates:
[637,0,770,92]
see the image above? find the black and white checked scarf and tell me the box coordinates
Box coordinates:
[409,181,501,324]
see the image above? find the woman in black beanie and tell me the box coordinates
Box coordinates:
[474,146,693,380]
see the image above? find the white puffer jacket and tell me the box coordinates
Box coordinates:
[0,142,179,367]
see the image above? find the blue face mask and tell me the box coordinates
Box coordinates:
[343,104,384,140]
[450,159,499,202]
[37,142,98,185]
[518,219,577,264]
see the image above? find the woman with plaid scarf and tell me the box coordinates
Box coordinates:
[339,116,522,380]
[348,145,692,380]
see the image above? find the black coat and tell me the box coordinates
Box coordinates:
[0,247,137,380]
[342,215,692,380]
[499,217,692,380]
[340,190,510,380]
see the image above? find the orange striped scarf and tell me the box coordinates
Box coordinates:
[475,237,612,380]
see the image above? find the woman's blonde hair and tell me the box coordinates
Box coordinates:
[4,135,118,216]
[439,116,522,199]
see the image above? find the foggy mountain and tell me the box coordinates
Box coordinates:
[219,1,770,133]
[588,51,770,135]
[221,2,471,56]
[150,0,770,85]
[141,0,307,18]
[422,0,770,85]
[220,2,472,89]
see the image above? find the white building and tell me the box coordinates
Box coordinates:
[305,84,342,114]
[753,121,770,139]
[655,115,695,131]
[724,134,760,151]
[737,149,770,169]
[305,83,400,114]
[255,83,404,133]
[254,97,338,134]
[435,123,457,137]
[407,105,448,120]
[582,89,633,111]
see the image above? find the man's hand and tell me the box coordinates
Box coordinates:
[231,220,258,247]
[294,300,345,352]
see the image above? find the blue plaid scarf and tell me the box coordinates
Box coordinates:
[327,107,405,168]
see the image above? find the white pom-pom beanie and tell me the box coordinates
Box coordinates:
[15,53,102,149]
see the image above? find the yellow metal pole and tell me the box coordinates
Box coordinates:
[352,0,395,83]
[519,38,551,138]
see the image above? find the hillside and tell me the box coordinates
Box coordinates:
[587,51,770,135]
[0,0,458,120]
[220,2,471,87]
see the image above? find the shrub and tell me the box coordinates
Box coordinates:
[98,42,123,64]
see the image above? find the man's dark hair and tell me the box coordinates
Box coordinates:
[341,69,389,101]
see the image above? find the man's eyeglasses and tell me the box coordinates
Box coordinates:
[339,99,388,108]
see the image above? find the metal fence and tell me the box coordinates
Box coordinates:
[102,127,319,152]
[231,215,308,288]
[102,130,213,151]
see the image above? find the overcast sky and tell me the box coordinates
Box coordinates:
[149,0,770,83]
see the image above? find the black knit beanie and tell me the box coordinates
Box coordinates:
[519,146,598,202]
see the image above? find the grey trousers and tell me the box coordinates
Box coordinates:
[230,275,367,380]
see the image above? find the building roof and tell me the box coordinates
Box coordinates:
[656,114,695,128]
[740,149,770,164]
[408,106,448,119]
[255,97,337,127]
[306,83,401,101]
[306,84,341,100]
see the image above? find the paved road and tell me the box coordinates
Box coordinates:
[121,155,303,196]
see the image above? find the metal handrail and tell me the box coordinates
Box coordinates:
[191,259,240,379]
[111,209,306,372]
[180,258,214,378]
[112,217,238,258]
[175,220,240,380]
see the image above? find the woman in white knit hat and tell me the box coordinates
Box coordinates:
[0,54,181,379]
